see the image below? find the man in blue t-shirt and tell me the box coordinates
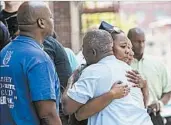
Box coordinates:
[0,2,62,125]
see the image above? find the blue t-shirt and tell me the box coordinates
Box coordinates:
[0,36,60,125]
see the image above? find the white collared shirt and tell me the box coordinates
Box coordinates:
[67,55,153,125]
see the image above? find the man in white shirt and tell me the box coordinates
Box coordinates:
[62,29,153,125]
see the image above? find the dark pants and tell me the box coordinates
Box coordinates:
[68,114,88,125]
[149,111,164,125]
[59,104,88,125]
[165,116,171,125]
[60,114,69,125]
[59,103,69,125]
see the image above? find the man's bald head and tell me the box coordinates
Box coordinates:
[127,27,144,40]
[82,29,113,65]
[127,27,145,59]
[17,2,50,25]
[17,2,54,40]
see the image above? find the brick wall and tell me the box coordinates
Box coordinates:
[51,1,71,48]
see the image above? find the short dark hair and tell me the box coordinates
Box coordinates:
[83,29,113,53]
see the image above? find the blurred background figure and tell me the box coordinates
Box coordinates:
[64,47,79,72]
[128,27,171,125]
[0,1,22,39]
[0,21,10,50]
[43,35,72,125]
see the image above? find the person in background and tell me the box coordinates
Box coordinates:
[64,47,79,72]
[0,1,22,38]
[76,50,86,66]
[128,27,171,125]
[0,2,62,125]
[43,34,72,125]
[44,34,72,93]
[44,31,73,125]
[0,21,10,50]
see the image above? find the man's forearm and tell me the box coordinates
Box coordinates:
[34,100,62,125]
[75,91,114,121]
[160,91,171,105]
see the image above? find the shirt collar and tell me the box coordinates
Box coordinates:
[14,35,44,50]
[99,55,116,63]
[133,54,146,63]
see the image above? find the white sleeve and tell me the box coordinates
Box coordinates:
[67,66,100,104]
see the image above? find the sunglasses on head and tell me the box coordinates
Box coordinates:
[108,26,123,34]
